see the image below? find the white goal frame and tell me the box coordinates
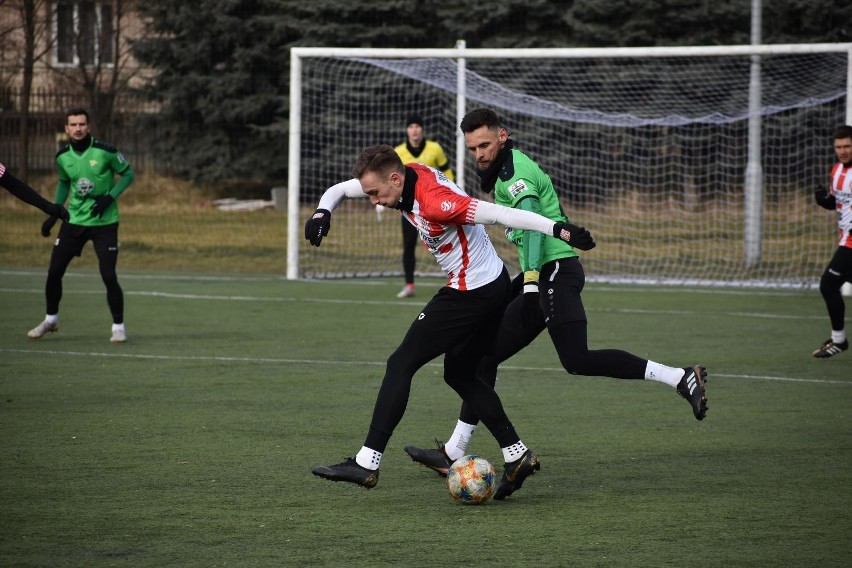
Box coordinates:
[287,43,852,283]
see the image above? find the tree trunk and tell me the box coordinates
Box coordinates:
[19,0,37,180]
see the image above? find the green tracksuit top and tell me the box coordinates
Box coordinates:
[55,137,133,226]
[492,148,578,272]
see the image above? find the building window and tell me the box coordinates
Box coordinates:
[54,1,114,66]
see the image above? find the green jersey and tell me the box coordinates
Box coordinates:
[55,137,133,226]
[492,148,578,272]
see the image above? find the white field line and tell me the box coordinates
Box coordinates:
[0,269,818,295]
[0,287,825,319]
[2,348,849,385]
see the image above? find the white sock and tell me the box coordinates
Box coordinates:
[355,446,382,470]
[112,323,125,332]
[644,360,683,388]
[445,420,477,461]
[46,314,59,324]
[502,441,528,463]
[831,329,846,344]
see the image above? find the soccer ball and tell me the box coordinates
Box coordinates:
[446,455,496,504]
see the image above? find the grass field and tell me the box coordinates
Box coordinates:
[1,268,850,567]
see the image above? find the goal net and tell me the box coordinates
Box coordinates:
[289,44,851,288]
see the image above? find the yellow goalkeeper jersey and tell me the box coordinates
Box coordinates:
[394,140,454,181]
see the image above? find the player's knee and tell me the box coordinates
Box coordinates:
[819,269,843,297]
[386,350,418,378]
[559,351,592,376]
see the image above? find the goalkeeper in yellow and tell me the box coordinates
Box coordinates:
[405,108,709,476]
[384,114,454,298]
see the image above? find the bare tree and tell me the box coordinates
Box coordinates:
[52,0,142,141]
[14,0,53,180]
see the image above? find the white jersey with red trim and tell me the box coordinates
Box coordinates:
[404,163,504,290]
[829,162,852,248]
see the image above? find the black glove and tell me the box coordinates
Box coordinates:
[90,194,114,218]
[814,188,836,210]
[520,270,542,330]
[49,203,70,222]
[41,215,58,238]
[304,208,332,247]
[553,222,595,251]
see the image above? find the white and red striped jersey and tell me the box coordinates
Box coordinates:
[829,162,852,248]
[404,163,504,290]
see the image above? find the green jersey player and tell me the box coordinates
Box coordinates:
[404,108,709,478]
[28,108,135,343]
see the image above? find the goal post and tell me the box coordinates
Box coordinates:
[288,43,852,288]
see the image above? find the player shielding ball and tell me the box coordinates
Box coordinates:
[305,143,595,500]
[404,108,708,477]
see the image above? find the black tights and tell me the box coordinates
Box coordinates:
[46,238,124,324]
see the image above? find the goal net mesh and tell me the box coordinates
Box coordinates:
[295,50,848,288]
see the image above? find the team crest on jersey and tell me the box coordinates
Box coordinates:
[509,180,528,197]
[76,177,95,197]
[440,200,456,213]
[90,160,98,167]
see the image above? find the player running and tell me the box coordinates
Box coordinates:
[306,143,595,499]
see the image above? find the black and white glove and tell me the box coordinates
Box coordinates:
[521,270,542,330]
[40,215,58,237]
[304,208,332,247]
[553,222,595,251]
[814,188,836,210]
[90,194,114,218]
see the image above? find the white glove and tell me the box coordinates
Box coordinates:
[375,203,386,221]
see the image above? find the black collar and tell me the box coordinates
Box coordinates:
[475,139,514,193]
[70,134,93,154]
[399,167,417,212]
[406,140,426,158]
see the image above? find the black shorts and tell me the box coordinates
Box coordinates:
[825,246,852,282]
[55,222,119,258]
[539,256,588,327]
[397,267,511,366]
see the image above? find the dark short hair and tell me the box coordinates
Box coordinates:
[66,108,89,123]
[352,144,404,179]
[833,125,852,141]
[406,114,424,128]
[460,108,502,134]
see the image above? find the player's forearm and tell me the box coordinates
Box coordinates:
[814,187,836,210]
[110,167,135,198]
[55,180,71,205]
[473,199,554,236]
[317,178,365,211]
[1,169,56,213]
[517,196,545,272]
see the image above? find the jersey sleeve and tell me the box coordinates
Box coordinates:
[109,148,131,175]
[317,178,367,211]
[501,177,539,208]
[417,185,475,225]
